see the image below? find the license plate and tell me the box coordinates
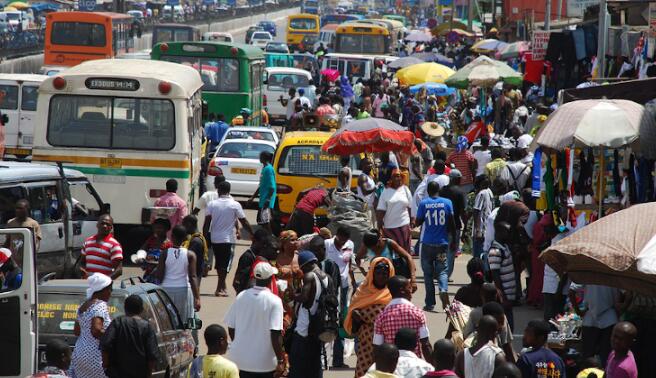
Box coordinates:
[5,147,31,156]
[100,157,123,169]
[231,167,256,175]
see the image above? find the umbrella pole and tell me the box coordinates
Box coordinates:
[598,147,604,216]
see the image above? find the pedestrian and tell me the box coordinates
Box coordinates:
[363,343,400,378]
[139,218,171,283]
[454,257,487,308]
[415,181,456,311]
[188,324,239,378]
[462,289,515,362]
[181,215,208,286]
[7,199,42,251]
[568,283,620,367]
[337,156,353,192]
[153,179,188,234]
[192,175,223,216]
[369,328,433,378]
[373,275,432,360]
[286,187,330,236]
[100,295,159,378]
[484,149,507,185]
[455,315,505,378]
[325,227,356,368]
[249,151,276,232]
[70,273,113,378]
[345,257,395,377]
[439,169,468,278]
[204,181,254,297]
[233,228,275,294]
[446,137,476,192]
[357,157,378,227]
[224,262,285,378]
[606,321,638,378]
[499,148,530,192]
[288,250,331,378]
[156,225,201,323]
[33,339,71,378]
[377,169,414,253]
[80,214,123,279]
[473,136,491,178]
[517,320,566,378]
[297,88,312,108]
[281,88,298,125]
[355,229,415,284]
[488,222,516,331]
[204,113,227,153]
[422,339,458,378]
[472,175,494,260]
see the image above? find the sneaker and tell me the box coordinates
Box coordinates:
[423,305,435,311]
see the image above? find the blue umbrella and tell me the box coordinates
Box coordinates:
[412,52,454,66]
[409,82,455,96]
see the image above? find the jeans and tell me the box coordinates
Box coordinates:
[447,229,461,278]
[581,325,614,367]
[472,237,484,260]
[289,332,323,378]
[420,243,448,308]
[332,285,349,366]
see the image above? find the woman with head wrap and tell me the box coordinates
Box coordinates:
[70,273,113,378]
[446,136,477,192]
[344,257,395,377]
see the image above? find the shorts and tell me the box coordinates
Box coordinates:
[257,207,272,225]
[212,243,234,272]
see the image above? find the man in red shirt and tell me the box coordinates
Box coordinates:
[80,214,123,279]
[286,187,330,236]
[446,136,477,193]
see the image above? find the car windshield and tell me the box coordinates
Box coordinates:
[267,73,310,89]
[277,145,360,176]
[37,292,124,335]
[217,142,275,159]
[225,130,276,141]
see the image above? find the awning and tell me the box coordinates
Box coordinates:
[561,78,656,105]
[30,2,60,11]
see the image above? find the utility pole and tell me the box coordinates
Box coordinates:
[467,0,473,31]
[596,0,608,78]
[557,0,563,20]
[544,0,551,30]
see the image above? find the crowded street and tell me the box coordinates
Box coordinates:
[3,0,656,378]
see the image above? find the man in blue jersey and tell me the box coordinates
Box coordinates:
[415,181,456,311]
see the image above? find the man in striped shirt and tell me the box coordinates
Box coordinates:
[487,221,516,331]
[80,214,123,279]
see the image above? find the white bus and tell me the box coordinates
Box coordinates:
[31,59,205,252]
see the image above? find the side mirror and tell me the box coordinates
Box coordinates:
[201,101,209,120]
[186,317,202,330]
[102,203,111,214]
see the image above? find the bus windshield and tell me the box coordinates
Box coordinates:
[267,73,309,89]
[289,18,317,30]
[47,95,175,150]
[337,34,386,54]
[160,55,240,92]
[277,145,343,176]
[154,28,191,44]
[51,22,106,47]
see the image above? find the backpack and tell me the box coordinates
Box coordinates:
[308,272,340,343]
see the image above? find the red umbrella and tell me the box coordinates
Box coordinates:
[321,117,416,155]
[320,68,340,82]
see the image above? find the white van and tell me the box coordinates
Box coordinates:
[202,31,233,42]
[0,74,48,159]
[0,11,29,30]
[264,67,316,124]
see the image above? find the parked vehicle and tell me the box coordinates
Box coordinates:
[219,126,279,145]
[37,278,199,376]
[207,138,277,196]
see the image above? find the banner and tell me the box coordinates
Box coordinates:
[650,3,656,58]
[531,31,551,61]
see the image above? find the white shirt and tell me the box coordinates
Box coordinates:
[161,247,190,288]
[473,150,492,177]
[195,191,218,211]
[286,95,299,120]
[377,186,412,229]
[412,174,450,216]
[357,173,376,206]
[206,196,245,243]
[516,133,533,149]
[225,286,283,373]
[299,95,312,109]
[295,272,328,337]
[500,161,530,190]
[325,237,354,288]
[368,350,433,378]
[483,207,499,252]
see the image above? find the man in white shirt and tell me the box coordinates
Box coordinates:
[282,87,299,123]
[511,125,534,164]
[297,88,312,109]
[412,159,450,217]
[368,328,433,378]
[500,148,530,191]
[203,181,253,297]
[325,226,355,368]
[192,175,224,272]
[473,136,492,178]
[224,262,285,378]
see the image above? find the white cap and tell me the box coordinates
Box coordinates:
[253,262,278,280]
[86,272,112,299]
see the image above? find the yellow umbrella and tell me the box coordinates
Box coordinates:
[396,62,455,85]
[3,5,18,10]
[7,1,29,9]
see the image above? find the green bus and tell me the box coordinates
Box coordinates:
[151,41,265,124]
[382,14,407,27]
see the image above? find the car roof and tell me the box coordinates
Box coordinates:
[265,67,312,76]
[0,161,86,183]
[253,32,272,36]
[38,278,160,294]
[227,126,276,133]
[220,138,277,147]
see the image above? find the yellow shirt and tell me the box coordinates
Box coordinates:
[362,371,399,378]
[485,158,507,184]
[195,355,239,378]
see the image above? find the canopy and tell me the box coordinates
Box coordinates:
[30,2,60,11]
[405,30,432,43]
[533,99,656,158]
[7,0,28,8]
[396,62,455,85]
[471,38,508,53]
[561,78,656,105]
[2,5,17,10]
[541,202,656,296]
[496,41,529,60]
[409,82,455,96]
[387,56,424,70]
[445,55,522,88]
[321,118,416,155]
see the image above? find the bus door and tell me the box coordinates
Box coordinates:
[0,228,37,378]
[21,182,67,256]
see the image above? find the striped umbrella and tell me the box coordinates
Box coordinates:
[321,118,416,155]
[445,55,522,88]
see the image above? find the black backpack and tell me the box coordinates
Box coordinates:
[308,273,340,343]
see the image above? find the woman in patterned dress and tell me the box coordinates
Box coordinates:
[70,273,113,378]
[344,257,395,377]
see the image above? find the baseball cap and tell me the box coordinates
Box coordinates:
[253,262,278,280]
[0,248,11,268]
[449,169,462,178]
[298,250,318,268]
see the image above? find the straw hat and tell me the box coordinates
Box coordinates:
[421,122,445,137]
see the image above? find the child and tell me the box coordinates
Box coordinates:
[517,320,566,378]
[33,339,71,377]
[188,324,238,378]
[137,218,172,284]
[487,221,516,330]
[606,321,638,378]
